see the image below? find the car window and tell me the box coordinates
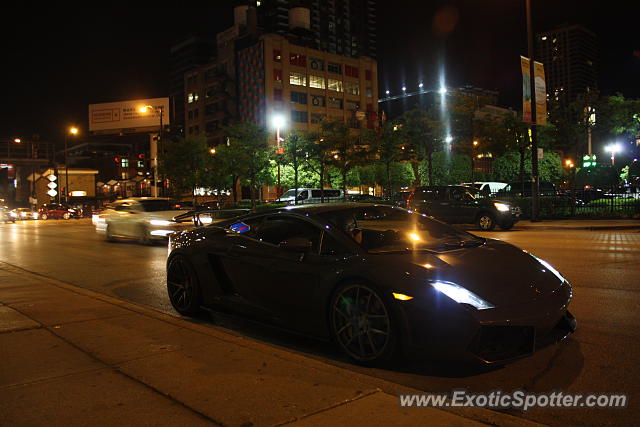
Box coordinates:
[451,188,475,201]
[139,200,176,212]
[254,216,321,251]
[319,206,482,253]
[321,232,350,255]
[413,188,445,201]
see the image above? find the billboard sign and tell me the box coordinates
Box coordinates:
[88,98,169,134]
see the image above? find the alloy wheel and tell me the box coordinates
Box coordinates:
[478,214,495,231]
[332,284,391,362]
[166,256,199,315]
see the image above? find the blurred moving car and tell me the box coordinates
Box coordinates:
[1,206,17,223]
[95,198,193,244]
[12,208,39,220]
[277,188,344,204]
[38,203,81,220]
[166,203,575,365]
[407,185,521,230]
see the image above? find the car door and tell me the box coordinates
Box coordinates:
[220,214,325,326]
[412,188,454,221]
[449,188,479,224]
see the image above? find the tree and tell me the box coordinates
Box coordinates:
[321,119,365,199]
[219,122,270,209]
[397,109,442,186]
[364,122,404,195]
[159,136,216,205]
[428,152,472,185]
[276,131,309,204]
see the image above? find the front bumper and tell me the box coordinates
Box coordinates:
[399,281,574,364]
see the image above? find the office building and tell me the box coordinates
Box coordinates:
[536,25,598,105]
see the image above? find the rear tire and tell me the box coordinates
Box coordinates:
[41,213,48,220]
[167,255,202,316]
[63,212,71,220]
[476,213,496,231]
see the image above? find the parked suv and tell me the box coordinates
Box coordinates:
[407,185,521,230]
[498,181,557,197]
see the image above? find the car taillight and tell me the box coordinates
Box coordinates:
[406,193,413,208]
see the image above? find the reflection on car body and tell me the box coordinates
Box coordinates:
[166,203,575,365]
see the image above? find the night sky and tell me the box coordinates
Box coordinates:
[2,1,638,143]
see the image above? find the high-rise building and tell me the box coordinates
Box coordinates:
[536,25,598,105]
[169,35,217,135]
[252,0,377,59]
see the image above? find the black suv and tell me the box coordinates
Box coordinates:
[407,185,521,230]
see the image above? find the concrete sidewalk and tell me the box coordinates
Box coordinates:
[0,262,543,427]
[513,219,640,231]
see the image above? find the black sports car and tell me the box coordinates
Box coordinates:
[166,203,575,365]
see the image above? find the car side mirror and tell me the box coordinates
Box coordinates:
[279,237,313,253]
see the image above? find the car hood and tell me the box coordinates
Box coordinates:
[386,239,564,307]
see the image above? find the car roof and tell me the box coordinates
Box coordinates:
[414,185,477,190]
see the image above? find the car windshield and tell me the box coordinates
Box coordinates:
[139,200,178,212]
[281,189,301,198]
[318,206,484,253]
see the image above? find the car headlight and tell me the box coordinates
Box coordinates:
[431,281,494,310]
[531,255,566,283]
[149,219,172,226]
[10,212,18,218]
[493,202,510,212]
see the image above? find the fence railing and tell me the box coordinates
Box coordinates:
[486,187,640,219]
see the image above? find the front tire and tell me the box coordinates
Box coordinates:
[499,221,514,230]
[476,213,496,231]
[167,255,202,316]
[41,213,48,220]
[330,283,398,365]
[63,212,71,220]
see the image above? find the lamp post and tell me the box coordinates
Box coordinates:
[64,127,78,204]
[271,114,286,197]
[139,105,164,197]
[605,143,622,166]
[472,140,479,180]
[526,0,541,221]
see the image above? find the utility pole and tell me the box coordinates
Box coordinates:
[526,0,540,221]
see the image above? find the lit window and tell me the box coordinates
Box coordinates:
[121,158,129,168]
[137,161,144,168]
[274,69,283,82]
[345,82,360,95]
[187,93,194,103]
[309,75,325,89]
[273,49,282,62]
[327,79,343,92]
[290,72,307,86]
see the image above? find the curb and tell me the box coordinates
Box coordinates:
[0,261,544,427]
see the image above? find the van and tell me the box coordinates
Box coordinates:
[499,181,557,196]
[277,188,344,204]
[461,182,508,196]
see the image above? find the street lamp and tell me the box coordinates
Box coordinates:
[64,127,79,203]
[604,143,622,166]
[139,105,165,197]
[271,113,286,197]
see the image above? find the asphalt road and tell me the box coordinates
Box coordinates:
[1,219,638,426]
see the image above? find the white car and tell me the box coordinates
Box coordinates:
[276,188,344,204]
[95,198,192,244]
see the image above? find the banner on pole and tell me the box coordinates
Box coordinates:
[521,56,548,125]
